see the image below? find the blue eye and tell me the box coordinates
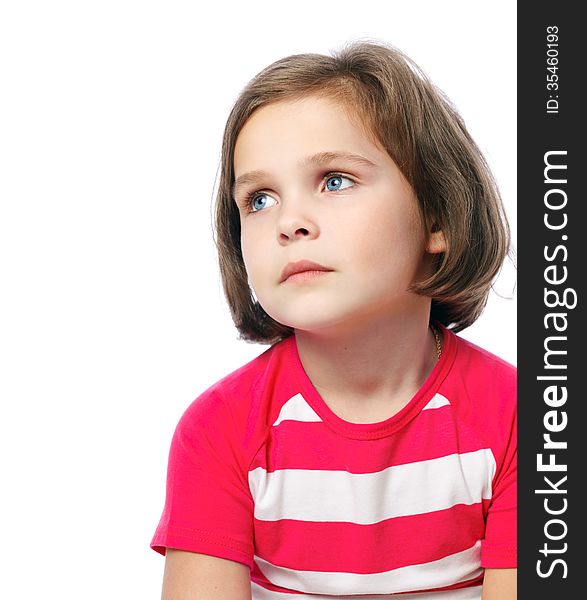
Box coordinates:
[325,174,354,191]
[252,194,267,211]
[250,192,277,212]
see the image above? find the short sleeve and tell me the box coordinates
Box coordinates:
[150,389,255,569]
[481,401,517,568]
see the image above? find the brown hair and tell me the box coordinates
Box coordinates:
[214,39,511,344]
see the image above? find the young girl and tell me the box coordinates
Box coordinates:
[151,40,516,599]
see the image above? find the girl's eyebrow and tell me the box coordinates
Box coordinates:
[232,151,377,198]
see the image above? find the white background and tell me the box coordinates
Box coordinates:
[0,1,516,597]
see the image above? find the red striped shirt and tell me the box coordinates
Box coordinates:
[151,325,517,597]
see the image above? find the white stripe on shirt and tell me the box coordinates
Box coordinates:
[253,541,483,595]
[249,450,496,523]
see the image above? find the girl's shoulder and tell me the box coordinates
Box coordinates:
[441,331,516,448]
[205,335,295,405]
[174,336,296,462]
[450,331,517,390]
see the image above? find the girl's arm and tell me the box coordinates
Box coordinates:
[482,568,517,600]
[161,549,252,600]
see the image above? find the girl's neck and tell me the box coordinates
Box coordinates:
[293,308,439,414]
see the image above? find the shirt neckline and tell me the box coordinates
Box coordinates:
[282,323,457,440]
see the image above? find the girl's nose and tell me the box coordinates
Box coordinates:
[277,211,319,244]
[278,223,316,243]
[275,188,320,244]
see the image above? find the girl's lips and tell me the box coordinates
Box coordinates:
[282,269,333,283]
[280,259,333,283]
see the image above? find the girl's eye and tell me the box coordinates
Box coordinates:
[325,174,354,192]
[249,192,277,212]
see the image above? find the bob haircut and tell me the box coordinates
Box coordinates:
[214,39,511,345]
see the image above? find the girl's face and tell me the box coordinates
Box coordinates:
[233,95,445,335]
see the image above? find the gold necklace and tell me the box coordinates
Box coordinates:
[430,324,442,360]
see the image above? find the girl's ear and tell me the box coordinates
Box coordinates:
[426,224,447,254]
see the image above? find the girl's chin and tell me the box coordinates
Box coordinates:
[268,312,361,336]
